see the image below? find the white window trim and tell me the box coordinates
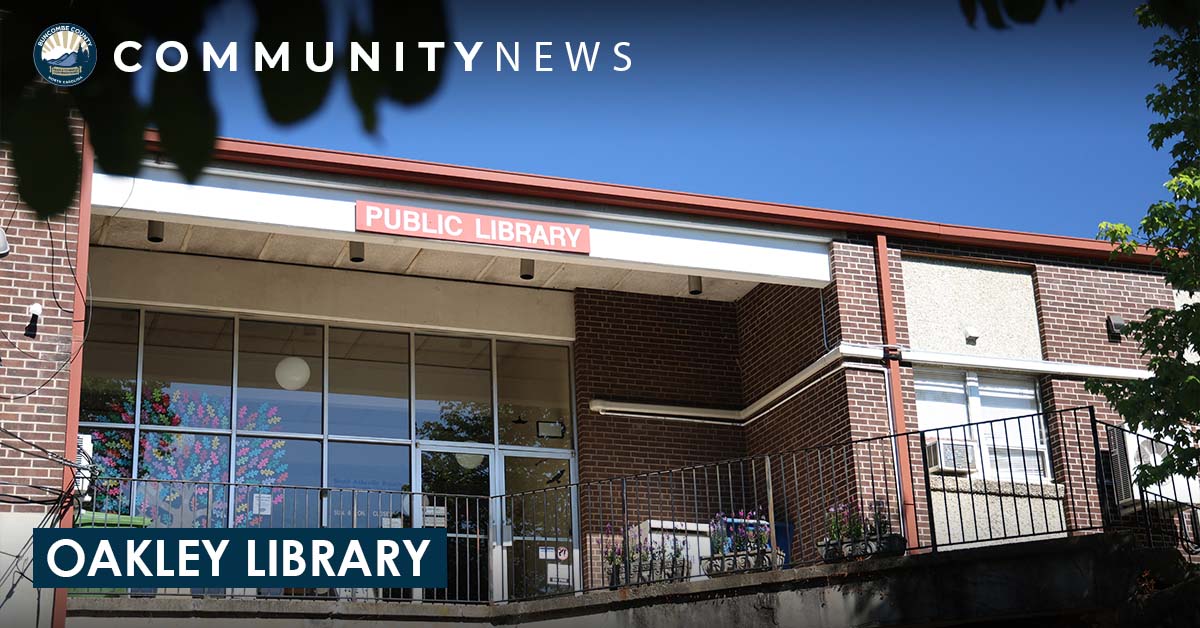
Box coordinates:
[916,368,1054,485]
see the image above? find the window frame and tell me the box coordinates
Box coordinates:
[79,304,579,524]
[914,368,1053,484]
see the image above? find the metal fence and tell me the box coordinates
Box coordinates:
[68,405,1200,604]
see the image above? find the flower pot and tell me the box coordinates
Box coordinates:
[843,540,874,557]
[817,538,843,563]
[873,533,906,557]
[701,548,785,576]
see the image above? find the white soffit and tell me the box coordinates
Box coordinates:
[91,165,833,287]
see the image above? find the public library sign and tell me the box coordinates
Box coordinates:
[356,201,591,254]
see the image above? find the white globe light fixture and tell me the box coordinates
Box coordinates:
[454,453,486,470]
[274,356,311,391]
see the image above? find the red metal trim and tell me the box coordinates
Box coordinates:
[53,126,94,628]
[143,131,1155,263]
[875,234,920,549]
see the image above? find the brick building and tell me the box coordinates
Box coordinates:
[0,132,1192,626]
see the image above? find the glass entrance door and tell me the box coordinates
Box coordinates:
[500,454,575,600]
[418,447,492,602]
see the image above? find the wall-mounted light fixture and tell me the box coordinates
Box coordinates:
[688,275,703,296]
[964,326,980,345]
[147,220,165,243]
[1106,314,1127,336]
[520,258,535,281]
[349,241,365,263]
[274,356,311,391]
[0,227,10,258]
[24,302,42,339]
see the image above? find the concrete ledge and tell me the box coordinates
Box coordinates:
[68,533,1186,627]
[928,475,1065,499]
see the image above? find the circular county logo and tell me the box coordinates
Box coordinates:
[33,23,97,87]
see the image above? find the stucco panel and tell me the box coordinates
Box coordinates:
[901,257,1042,360]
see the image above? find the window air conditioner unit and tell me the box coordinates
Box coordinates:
[926,437,977,475]
[1111,426,1200,511]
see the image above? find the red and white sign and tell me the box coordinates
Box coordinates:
[356,201,591,254]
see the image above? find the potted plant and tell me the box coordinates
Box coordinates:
[868,504,906,557]
[702,509,785,576]
[600,525,624,589]
[818,504,848,562]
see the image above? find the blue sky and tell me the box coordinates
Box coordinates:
[183,0,1168,238]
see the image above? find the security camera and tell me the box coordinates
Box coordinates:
[24,302,42,339]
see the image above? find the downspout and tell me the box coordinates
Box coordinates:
[873,234,919,549]
[53,127,94,628]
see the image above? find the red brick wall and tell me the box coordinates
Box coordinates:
[0,123,84,514]
[736,282,838,402]
[573,288,746,485]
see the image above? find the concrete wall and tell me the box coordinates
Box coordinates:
[63,534,1188,628]
[901,256,1042,360]
[927,477,1066,549]
[0,511,56,627]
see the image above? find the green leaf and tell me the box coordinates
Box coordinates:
[151,47,217,182]
[8,86,80,218]
[252,0,334,125]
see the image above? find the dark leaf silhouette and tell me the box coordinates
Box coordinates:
[252,0,334,125]
[151,48,217,182]
[8,85,80,217]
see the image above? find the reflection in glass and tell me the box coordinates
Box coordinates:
[328,442,412,528]
[141,313,233,429]
[415,335,492,443]
[329,329,409,438]
[421,450,490,603]
[504,457,573,599]
[497,342,571,448]
[80,308,139,424]
[237,321,323,434]
[137,431,230,528]
[234,437,321,528]
[82,427,134,515]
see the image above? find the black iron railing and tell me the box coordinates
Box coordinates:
[69,405,1200,605]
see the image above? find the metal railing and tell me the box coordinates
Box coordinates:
[69,406,1199,605]
[1095,421,1200,555]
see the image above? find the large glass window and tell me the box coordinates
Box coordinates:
[415,335,493,443]
[329,328,410,438]
[78,310,575,535]
[914,369,1048,482]
[237,321,323,434]
[328,442,412,528]
[141,313,233,429]
[497,342,572,448]
[80,308,139,424]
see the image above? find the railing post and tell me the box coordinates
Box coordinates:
[1087,406,1107,531]
[621,478,630,583]
[919,431,937,552]
[764,455,779,569]
[351,491,359,529]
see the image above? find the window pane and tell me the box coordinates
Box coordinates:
[234,437,322,528]
[80,308,139,424]
[978,376,1045,479]
[498,342,571,448]
[237,321,323,434]
[142,313,233,429]
[137,431,230,528]
[328,442,412,529]
[504,456,573,600]
[81,427,134,515]
[415,335,492,443]
[914,371,969,431]
[329,328,410,439]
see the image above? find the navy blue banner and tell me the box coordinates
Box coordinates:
[33,528,447,588]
